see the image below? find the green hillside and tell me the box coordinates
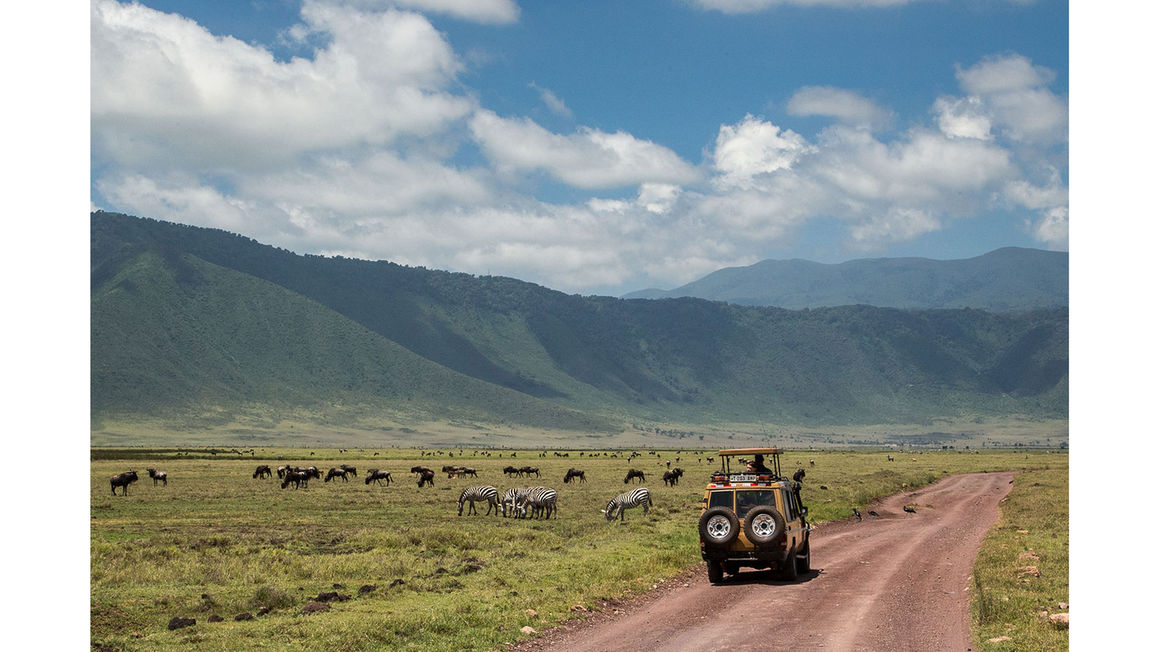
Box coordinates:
[91,212,1068,443]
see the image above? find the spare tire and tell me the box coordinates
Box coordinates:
[744,506,785,547]
[698,507,739,549]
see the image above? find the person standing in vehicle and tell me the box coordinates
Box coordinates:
[747,454,771,474]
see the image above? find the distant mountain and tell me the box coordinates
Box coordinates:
[623,248,1068,311]
[91,212,1067,441]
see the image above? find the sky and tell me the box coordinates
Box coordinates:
[89,0,1070,296]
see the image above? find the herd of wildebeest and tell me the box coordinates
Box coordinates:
[105,449,705,522]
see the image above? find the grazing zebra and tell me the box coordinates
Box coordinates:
[563,468,586,484]
[603,487,651,521]
[457,486,500,516]
[324,468,349,483]
[110,471,138,496]
[365,470,392,486]
[147,468,167,486]
[624,469,646,484]
[253,465,272,479]
[417,470,435,487]
[517,487,558,519]
[501,486,544,517]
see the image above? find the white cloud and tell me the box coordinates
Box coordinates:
[787,86,892,130]
[91,0,473,172]
[1031,206,1068,249]
[711,115,811,189]
[954,54,1067,144]
[469,110,699,189]
[529,82,573,118]
[933,96,992,140]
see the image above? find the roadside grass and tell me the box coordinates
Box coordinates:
[91,448,1067,650]
[971,467,1069,651]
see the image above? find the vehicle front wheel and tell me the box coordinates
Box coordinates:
[707,560,724,584]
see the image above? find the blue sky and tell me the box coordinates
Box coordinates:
[90,0,1069,295]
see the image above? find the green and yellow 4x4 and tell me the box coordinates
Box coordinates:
[698,448,810,584]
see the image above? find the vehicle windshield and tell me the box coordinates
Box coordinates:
[735,490,778,519]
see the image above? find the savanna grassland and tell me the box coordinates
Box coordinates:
[91,447,1067,650]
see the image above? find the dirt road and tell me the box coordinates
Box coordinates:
[514,471,1014,652]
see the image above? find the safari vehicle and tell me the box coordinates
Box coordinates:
[697,448,810,584]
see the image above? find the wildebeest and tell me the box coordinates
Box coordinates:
[253,465,272,479]
[417,470,435,487]
[324,468,349,483]
[411,466,433,475]
[147,468,167,486]
[364,470,392,486]
[624,469,646,484]
[519,466,540,478]
[111,471,138,495]
[281,470,311,489]
[340,464,357,477]
[662,468,684,486]
[563,468,586,484]
[503,465,521,477]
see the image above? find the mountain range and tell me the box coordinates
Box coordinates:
[91,212,1068,445]
[623,248,1067,311]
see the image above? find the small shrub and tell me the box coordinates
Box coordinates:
[252,585,293,610]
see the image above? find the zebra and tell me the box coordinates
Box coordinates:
[603,488,651,521]
[502,486,543,517]
[517,487,558,519]
[457,486,500,516]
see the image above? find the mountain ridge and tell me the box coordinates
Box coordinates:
[622,247,1067,311]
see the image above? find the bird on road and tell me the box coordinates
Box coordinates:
[852,508,862,521]
[903,505,917,513]
[868,510,879,517]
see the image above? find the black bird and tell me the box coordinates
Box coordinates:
[852,508,862,521]
[868,510,879,517]
[903,505,917,513]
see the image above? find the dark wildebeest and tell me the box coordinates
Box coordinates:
[662,470,677,486]
[253,465,272,479]
[147,468,167,486]
[520,466,540,478]
[340,464,357,477]
[503,465,521,477]
[365,470,392,486]
[417,470,435,487]
[111,471,138,495]
[281,470,310,489]
[624,469,646,484]
[411,466,432,475]
[324,468,349,483]
[563,468,586,484]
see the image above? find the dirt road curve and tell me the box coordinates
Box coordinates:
[514,471,1015,652]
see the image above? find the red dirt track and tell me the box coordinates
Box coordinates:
[513,471,1015,652]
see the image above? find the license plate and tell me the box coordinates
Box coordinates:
[729,474,757,482]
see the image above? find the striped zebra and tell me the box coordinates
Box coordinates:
[458,486,500,516]
[502,486,543,518]
[602,487,652,521]
[517,487,558,519]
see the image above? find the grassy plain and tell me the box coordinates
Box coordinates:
[91,447,1067,650]
[971,467,1069,650]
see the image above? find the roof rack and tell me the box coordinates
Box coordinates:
[713,448,783,479]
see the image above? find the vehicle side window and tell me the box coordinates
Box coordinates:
[709,491,732,509]
[783,490,800,520]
